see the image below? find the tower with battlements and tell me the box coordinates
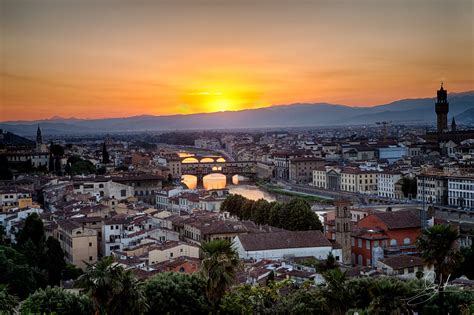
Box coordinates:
[335,199,352,265]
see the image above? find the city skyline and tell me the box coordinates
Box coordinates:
[1,0,473,121]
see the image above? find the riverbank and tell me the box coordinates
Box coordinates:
[256,180,333,204]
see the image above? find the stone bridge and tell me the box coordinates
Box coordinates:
[181,161,257,179]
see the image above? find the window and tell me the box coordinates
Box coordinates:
[374,240,379,248]
[390,239,397,246]
[121,189,126,197]
[170,252,174,258]
[351,238,355,246]
[89,242,92,247]
[358,239,362,248]
[110,226,114,230]
[366,240,370,250]
[398,269,404,275]
[408,267,415,273]
[403,238,411,245]
[89,256,93,261]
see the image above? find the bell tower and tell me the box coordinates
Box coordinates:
[435,83,449,133]
[36,125,43,152]
[335,199,352,265]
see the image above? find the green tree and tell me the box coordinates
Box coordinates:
[417,224,463,313]
[455,235,474,280]
[102,142,110,164]
[16,212,45,247]
[200,240,241,306]
[0,285,19,315]
[220,280,289,314]
[0,245,37,298]
[367,277,411,314]
[284,198,323,231]
[76,256,146,315]
[76,256,124,314]
[71,160,96,175]
[109,269,148,315]
[45,236,66,286]
[144,272,209,315]
[63,263,84,281]
[275,287,328,314]
[321,268,349,315]
[20,287,93,315]
[0,225,6,245]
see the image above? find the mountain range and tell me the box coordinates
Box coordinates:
[1,91,473,136]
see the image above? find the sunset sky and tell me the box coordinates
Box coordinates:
[1,0,473,121]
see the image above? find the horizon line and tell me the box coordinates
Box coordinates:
[2,89,472,124]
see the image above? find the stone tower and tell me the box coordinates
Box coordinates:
[36,125,43,152]
[335,199,352,265]
[435,83,449,133]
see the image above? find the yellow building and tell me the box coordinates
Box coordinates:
[56,219,98,270]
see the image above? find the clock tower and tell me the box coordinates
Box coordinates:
[435,83,449,133]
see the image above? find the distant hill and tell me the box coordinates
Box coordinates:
[1,91,473,135]
[0,129,35,146]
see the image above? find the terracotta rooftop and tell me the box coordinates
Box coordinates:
[237,230,332,251]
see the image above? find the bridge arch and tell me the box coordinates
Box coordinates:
[182,157,199,163]
[200,157,215,163]
[216,157,226,163]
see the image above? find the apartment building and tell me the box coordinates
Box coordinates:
[56,219,98,269]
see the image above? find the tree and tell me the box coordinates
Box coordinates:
[417,224,463,313]
[454,234,474,280]
[76,256,146,315]
[102,142,110,164]
[71,160,96,175]
[0,245,37,298]
[0,225,6,245]
[144,272,209,315]
[0,285,19,315]
[20,287,93,315]
[275,287,328,314]
[367,278,411,314]
[45,236,66,286]
[284,198,323,231]
[76,256,124,314]
[16,212,45,247]
[63,263,84,281]
[108,269,148,315]
[220,280,289,314]
[321,268,350,315]
[200,240,242,306]
[401,177,417,199]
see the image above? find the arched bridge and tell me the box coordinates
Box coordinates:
[181,161,257,178]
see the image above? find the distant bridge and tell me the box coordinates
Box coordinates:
[181,161,257,179]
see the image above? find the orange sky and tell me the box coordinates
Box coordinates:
[1,0,473,121]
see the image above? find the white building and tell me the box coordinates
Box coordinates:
[233,230,341,262]
[417,173,448,205]
[448,175,474,210]
[377,172,402,199]
[73,179,134,201]
[376,255,434,281]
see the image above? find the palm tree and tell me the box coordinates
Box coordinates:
[109,269,149,315]
[75,256,125,314]
[322,268,349,315]
[199,239,242,306]
[416,224,463,313]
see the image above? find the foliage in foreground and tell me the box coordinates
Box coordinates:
[20,287,94,315]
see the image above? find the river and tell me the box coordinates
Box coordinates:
[181,174,276,201]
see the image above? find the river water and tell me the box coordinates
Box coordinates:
[181,174,276,201]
